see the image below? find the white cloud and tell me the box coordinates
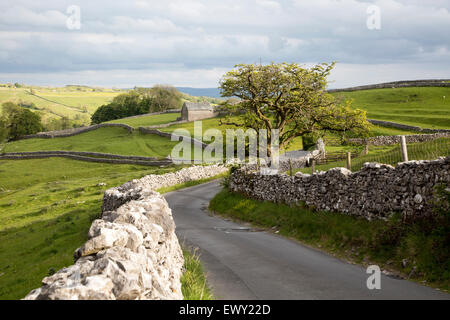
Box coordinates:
[0,6,67,27]
[256,0,282,11]
[0,0,448,87]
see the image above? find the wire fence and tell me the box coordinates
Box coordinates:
[300,137,450,174]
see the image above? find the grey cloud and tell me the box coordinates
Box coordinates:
[0,0,449,87]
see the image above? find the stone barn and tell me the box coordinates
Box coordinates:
[180,102,215,121]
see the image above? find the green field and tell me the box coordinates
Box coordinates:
[0,85,218,127]
[1,127,179,158]
[0,158,181,299]
[0,87,120,124]
[331,87,450,129]
[107,112,179,128]
[298,137,450,174]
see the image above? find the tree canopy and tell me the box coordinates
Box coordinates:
[219,62,370,154]
[0,102,43,141]
[91,85,183,124]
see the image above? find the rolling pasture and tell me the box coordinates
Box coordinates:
[331,87,450,129]
[106,112,179,128]
[0,158,179,299]
[0,87,121,123]
[1,127,179,158]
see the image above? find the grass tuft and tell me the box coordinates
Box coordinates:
[181,247,214,300]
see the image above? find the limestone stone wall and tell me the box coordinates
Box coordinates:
[0,151,171,166]
[230,157,450,220]
[348,132,450,146]
[18,110,183,141]
[367,119,450,133]
[139,127,208,149]
[21,123,133,140]
[24,165,228,300]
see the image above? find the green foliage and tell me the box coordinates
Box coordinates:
[210,188,450,291]
[146,85,183,111]
[43,116,82,131]
[0,102,43,141]
[91,91,148,124]
[218,62,370,153]
[91,85,182,124]
[181,248,214,300]
[301,133,319,150]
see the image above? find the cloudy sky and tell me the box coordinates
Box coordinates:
[0,0,449,88]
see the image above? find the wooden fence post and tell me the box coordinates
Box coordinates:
[346,152,351,170]
[400,136,409,162]
[311,159,316,173]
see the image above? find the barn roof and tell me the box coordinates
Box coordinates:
[182,102,213,111]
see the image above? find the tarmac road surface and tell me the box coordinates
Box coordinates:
[165,180,449,300]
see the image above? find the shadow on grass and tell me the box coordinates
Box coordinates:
[0,201,101,300]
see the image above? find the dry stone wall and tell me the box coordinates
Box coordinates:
[19,110,182,141]
[367,119,450,133]
[0,151,171,166]
[230,157,450,220]
[24,165,228,300]
[348,132,450,146]
[21,123,133,140]
[139,127,208,149]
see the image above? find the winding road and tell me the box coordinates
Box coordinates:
[165,180,449,300]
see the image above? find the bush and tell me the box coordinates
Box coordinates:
[91,85,183,124]
[0,102,43,141]
[301,133,320,150]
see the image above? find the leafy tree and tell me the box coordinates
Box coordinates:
[219,62,370,155]
[0,102,43,141]
[0,118,7,142]
[149,85,183,111]
[91,85,183,124]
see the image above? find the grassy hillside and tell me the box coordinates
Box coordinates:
[331,87,450,129]
[298,137,450,174]
[0,158,180,299]
[107,112,179,128]
[0,85,219,127]
[1,127,179,158]
[0,87,120,124]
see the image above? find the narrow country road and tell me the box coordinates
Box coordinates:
[165,180,449,300]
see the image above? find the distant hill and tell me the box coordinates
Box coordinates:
[328,79,450,93]
[176,87,222,98]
